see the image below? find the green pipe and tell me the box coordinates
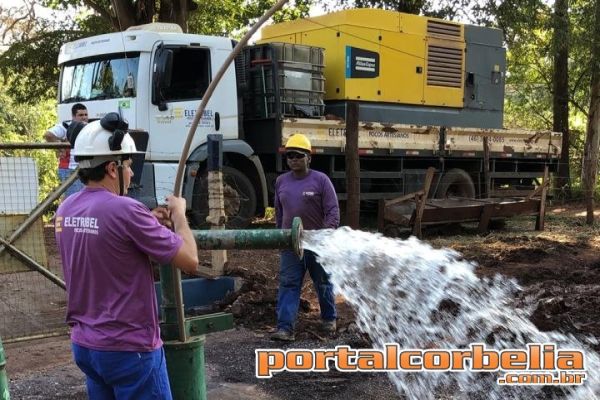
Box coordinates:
[164,337,206,400]
[159,263,179,325]
[193,216,303,257]
[0,336,10,400]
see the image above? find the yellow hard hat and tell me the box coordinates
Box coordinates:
[285,133,311,152]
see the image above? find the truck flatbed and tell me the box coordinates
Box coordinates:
[282,118,562,159]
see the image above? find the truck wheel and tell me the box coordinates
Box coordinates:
[191,166,257,229]
[436,168,476,199]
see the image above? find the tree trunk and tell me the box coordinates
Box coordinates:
[553,0,571,196]
[583,0,600,225]
[158,0,190,32]
[97,0,155,30]
[109,1,137,30]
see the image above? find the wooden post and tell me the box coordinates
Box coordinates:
[478,204,495,233]
[203,134,228,277]
[412,167,435,238]
[536,165,549,231]
[483,137,491,198]
[345,101,360,229]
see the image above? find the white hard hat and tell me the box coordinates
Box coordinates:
[73,116,142,168]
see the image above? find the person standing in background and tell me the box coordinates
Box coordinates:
[271,133,340,342]
[45,103,88,197]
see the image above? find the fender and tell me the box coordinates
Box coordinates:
[183,139,268,210]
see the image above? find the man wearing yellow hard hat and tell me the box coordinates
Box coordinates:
[271,133,340,341]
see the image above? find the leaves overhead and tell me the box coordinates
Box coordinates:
[0,0,311,103]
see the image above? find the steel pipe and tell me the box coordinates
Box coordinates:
[192,217,303,258]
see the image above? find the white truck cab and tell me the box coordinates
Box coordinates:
[57,23,265,227]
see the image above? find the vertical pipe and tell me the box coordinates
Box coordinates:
[207,134,227,276]
[159,264,179,324]
[163,337,206,400]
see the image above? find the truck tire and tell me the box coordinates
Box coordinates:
[436,168,476,199]
[190,166,257,229]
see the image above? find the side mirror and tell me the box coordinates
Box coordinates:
[215,112,220,131]
[152,46,173,111]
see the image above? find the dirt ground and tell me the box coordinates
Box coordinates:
[4,202,600,399]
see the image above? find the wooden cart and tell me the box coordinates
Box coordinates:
[378,167,550,238]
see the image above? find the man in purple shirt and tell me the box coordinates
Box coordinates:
[271,133,340,341]
[55,113,199,399]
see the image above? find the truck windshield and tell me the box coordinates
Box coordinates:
[60,53,140,103]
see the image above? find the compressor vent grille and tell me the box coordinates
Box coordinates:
[426,45,463,88]
[427,20,461,39]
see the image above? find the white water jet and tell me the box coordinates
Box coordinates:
[303,227,600,400]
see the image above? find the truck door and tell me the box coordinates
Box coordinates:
[148,44,216,161]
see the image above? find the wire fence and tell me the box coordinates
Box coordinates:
[0,143,70,342]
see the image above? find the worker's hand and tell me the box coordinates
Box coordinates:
[151,206,172,229]
[165,195,187,218]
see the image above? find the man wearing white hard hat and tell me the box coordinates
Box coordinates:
[55,112,199,399]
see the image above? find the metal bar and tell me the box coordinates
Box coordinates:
[161,313,234,340]
[0,335,9,400]
[0,142,69,150]
[337,192,405,201]
[160,264,179,325]
[490,190,536,198]
[3,330,69,344]
[489,171,545,178]
[0,237,66,290]
[0,170,77,258]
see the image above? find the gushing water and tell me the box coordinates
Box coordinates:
[303,228,600,400]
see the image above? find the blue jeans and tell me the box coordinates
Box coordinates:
[72,343,173,400]
[276,249,337,332]
[58,168,83,198]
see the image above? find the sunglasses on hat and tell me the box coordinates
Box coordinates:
[286,152,307,160]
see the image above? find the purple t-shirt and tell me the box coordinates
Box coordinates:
[274,169,340,230]
[55,187,183,352]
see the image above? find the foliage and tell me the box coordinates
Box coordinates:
[188,0,311,37]
[319,0,480,21]
[0,77,60,202]
[0,28,85,103]
[0,0,311,103]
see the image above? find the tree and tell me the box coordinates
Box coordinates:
[582,0,600,224]
[0,0,311,104]
[552,0,571,195]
